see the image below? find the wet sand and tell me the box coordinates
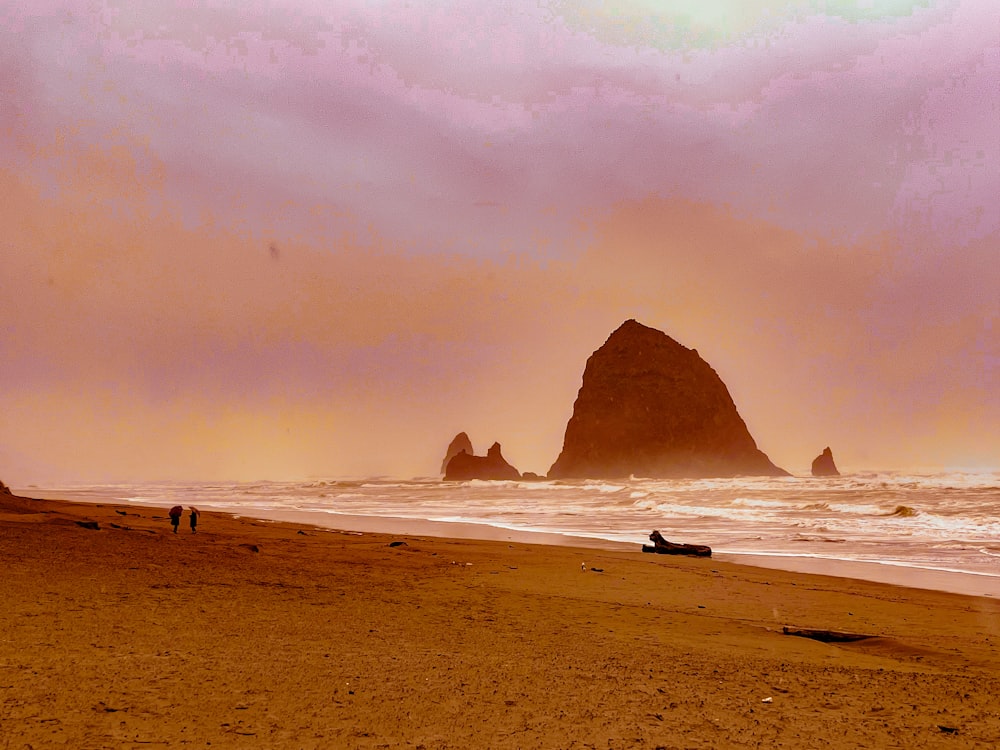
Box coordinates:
[206,506,1000,599]
[2,491,999,748]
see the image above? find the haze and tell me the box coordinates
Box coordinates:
[2,1,997,483]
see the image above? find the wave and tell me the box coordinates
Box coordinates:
[825,502,887,515]
[582,483,628,493]
[360,482,434,489]
[39,472,1000,584]
[731,497,788,509]
[791,534,846,543]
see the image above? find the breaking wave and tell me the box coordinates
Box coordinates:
[35,469,1000,583]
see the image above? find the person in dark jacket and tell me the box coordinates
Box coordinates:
[168,505,183,534]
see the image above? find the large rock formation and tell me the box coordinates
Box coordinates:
[445,442,521,481]
[0,478,11,495]
[811,447,840,476]
[440,432,475,475]
[548,320,787,479]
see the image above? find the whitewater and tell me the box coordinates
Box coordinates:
[38,470,998,596]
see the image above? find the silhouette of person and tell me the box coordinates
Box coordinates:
[168,505,183,534]
[189,507,200,534]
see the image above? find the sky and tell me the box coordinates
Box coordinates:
[1,0,997,483]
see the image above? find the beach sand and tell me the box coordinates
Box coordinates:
[2,492,999,748]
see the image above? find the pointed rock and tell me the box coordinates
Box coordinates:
[548,320,787,479]
[441,432,475,475]
[0,478,11,495]
[811,447,840,476]
[445,442,521,481]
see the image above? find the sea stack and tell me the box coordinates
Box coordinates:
[440,432,475,475]
[811,447,840,476]
[445,442,521,481]
[0,479,10,495]
[548,320,787,479]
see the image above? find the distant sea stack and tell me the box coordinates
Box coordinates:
[811,447,840,477]
[548,320,788,479]
[445,442,521,481]
[440,432,475,475]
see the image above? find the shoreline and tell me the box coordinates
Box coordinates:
[25,491,1000,599]
[721,552,998,599]
[233,506,1000,599]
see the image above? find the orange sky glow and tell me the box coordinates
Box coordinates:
[1,1,997,483]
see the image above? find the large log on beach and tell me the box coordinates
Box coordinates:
[642,530,712,558]
[642,543,712,558]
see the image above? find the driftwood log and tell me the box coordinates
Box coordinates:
[641,530,712,558]
[782,627,873,643]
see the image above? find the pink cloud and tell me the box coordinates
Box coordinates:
[4,0,993,261]
[2,1,996,480]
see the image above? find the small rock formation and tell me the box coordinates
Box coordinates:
[445,442,521,481]
[548,319,787,479]
[441,432,475,475]
[0,479,11,495]
[811,447,840,476]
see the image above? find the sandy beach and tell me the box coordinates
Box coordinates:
[2,492,999,749]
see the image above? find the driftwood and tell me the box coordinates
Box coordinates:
[641,530,712,558]
[782,626,873,643]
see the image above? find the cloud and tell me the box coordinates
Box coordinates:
[6,0,996,257]
[1,0,996,480]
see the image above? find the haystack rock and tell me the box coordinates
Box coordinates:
[445,442,521,481]
[811,447,840,476]
[548,320,788,479]
[440,432,475,475]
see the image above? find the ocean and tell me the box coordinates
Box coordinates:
[36,471,999,596]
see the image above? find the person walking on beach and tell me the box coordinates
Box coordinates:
[189,506,200,534]
[168,505,183,534]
